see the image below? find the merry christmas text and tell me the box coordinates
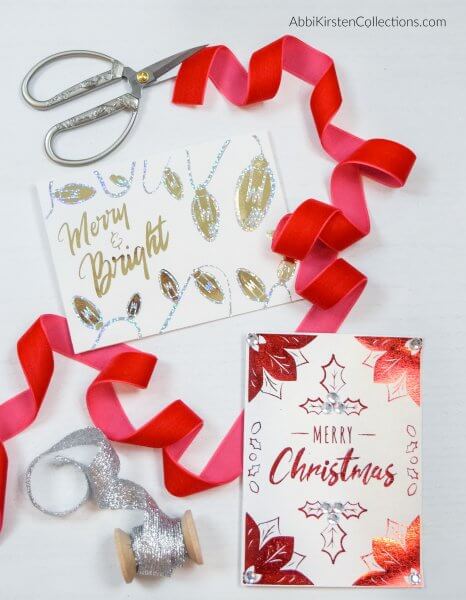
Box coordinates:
[269,446,396,488]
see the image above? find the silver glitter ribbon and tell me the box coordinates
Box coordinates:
[25,427,187,577]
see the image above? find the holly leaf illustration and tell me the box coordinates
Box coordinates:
[341,502,367,520]
[343,398,368,416]
[250,438,261,450]
[407,468,419,480]
[256,536,294,573]
[320,354,346,393]
[298,501,324,519]
[321,522,347,564]
[248,464,260,477]
[299,398,324,415]
[406,441,418,453]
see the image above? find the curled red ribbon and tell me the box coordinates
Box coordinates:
[0,36,415,529]
[0,315,241,529]
[173,35,415,331]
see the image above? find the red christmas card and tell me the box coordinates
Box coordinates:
[241,333,422,588]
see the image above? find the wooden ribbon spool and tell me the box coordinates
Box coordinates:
[114,510,203,583]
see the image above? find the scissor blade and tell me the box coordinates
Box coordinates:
[140,45,207,85]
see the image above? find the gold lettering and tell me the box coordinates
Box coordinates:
[58,203,130,256]
[80,246,150,297]
[58,212,90,256]
[71,209,168,296]
[79,251,112,297]
[90,220,99,237]
[146,216,169,257]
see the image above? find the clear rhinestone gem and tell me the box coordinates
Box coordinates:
[333,502,344,512]
[247,333,260,351]
[327,512,340,524]
[408,338,422,352]
[327,392,340,404]
[323,402,334,414]
[334,402,345,414]
[409,570,421,585]
[321,502,331,512]
[243,566,261,584]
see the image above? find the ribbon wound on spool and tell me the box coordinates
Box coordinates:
[25,427,200,581]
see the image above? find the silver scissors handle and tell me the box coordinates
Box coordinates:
[44,93,139,166]
[22,50,139,166]
[22,50,125,109]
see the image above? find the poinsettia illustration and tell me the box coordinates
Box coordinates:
[243,514,313,585]
[354,516,421,587]
[248,334,315,401]
[357,337,421,405]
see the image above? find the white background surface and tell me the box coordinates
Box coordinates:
[0,0,464,598]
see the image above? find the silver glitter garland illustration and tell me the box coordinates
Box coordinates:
[187,139,231,241]
[142,156,170,194]
[25,427,188,579]
[158,265,232,332]
[93,161,136,197]
[235,135,276,231]
[72,293,142,348]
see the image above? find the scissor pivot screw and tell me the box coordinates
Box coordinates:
[136,71,150,84]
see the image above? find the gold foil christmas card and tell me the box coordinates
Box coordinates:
[38,133,296,352]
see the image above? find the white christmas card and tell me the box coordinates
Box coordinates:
[38,132,297,352]
[242,333,422,588]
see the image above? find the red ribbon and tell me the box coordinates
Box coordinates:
[0,36,415,530]
[0,315,241,529]
[173,35,415,331]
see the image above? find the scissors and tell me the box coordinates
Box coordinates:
[21,46,206,166]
